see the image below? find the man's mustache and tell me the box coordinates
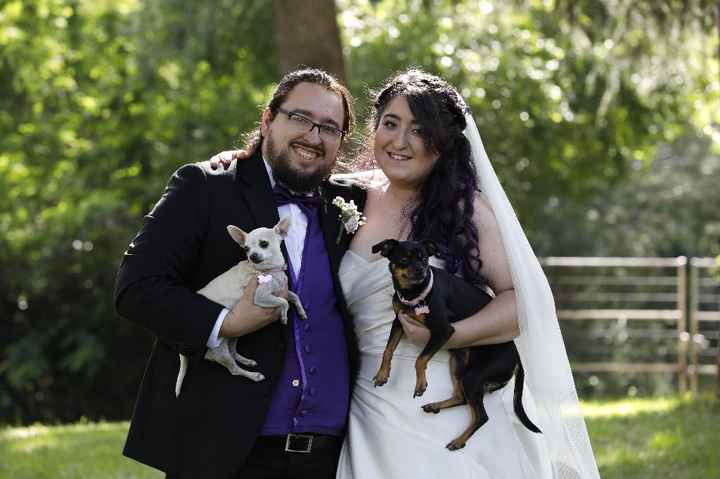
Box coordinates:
[290,140,324,156]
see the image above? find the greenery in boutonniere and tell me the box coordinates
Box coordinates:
[332,196,366,243]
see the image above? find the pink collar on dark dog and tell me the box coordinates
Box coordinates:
[397,270,434,307]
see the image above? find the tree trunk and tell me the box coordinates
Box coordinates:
[272,0,346,82]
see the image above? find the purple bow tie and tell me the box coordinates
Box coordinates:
[272,183,323,211]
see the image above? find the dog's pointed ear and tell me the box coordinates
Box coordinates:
[273,217,290,238]
[371,239,399,258]
[227,225,248,246]
[421,239,439,257]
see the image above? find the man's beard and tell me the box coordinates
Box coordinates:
[265,134,332,192]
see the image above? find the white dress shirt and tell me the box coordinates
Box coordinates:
[206,158,309,347]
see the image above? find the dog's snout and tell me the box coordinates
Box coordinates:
[249,253,262,264]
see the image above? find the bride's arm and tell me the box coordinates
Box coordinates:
[399,193,520,348]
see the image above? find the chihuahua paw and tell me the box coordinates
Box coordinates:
[413,382,427,398]
[247,372,266,382]
[421,403,441,414]
[236,358,257,367]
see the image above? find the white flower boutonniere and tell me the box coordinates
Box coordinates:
[332,196,366,243]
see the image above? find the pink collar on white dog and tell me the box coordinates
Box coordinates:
[256,265,286,284]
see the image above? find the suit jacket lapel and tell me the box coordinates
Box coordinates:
[318,183,342,274]
[234,149,279,229]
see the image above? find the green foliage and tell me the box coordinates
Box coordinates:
[339,0,719,244]
[0,0,277,423]
[535,132,720,256]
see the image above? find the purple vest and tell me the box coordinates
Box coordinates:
[260,206,350,436]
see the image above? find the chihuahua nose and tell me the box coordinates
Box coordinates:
[249,253,262,264]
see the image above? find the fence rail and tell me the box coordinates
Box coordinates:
[540,256,719,395]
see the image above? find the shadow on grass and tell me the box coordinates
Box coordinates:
[585,395,720,479]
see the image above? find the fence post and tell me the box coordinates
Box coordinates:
[689,258,700,396]
[677,256,688,394]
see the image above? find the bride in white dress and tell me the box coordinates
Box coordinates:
[337,252,551,478]
[334,70,599,479]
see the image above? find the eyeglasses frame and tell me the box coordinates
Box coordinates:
[275,107,346,142]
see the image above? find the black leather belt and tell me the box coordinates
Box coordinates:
[255,433,342,454]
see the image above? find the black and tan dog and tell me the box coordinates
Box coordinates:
[371,239,541,450]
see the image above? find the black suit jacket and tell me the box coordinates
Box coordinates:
[114,151,364,478]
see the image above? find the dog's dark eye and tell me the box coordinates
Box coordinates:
[259,240,269,248]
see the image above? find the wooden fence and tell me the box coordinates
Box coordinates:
[540,256,720,395]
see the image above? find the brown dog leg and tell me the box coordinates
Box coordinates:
[446,393,488,451]
[413,325,454,397]
[373,317,404,387]
[422,352,467,413]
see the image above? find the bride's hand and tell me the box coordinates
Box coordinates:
[209,149,249,170]
[397,312,430,347]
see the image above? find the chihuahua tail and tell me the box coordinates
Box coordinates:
[513,363,542,433]
[175,354,188,397]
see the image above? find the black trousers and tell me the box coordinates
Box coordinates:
[233,435,342,479]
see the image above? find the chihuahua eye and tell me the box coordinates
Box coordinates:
[259,240,269,248]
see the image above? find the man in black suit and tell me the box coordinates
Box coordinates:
[114,68,363,478]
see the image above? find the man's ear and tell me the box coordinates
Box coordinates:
[371,239,399,258]
[421,239,439,258]
[227,225,248,246]
[273,217,290,238]
[260,108,273,137]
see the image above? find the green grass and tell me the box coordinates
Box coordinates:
[0,421,161,479]
[1,396,717,478]
[583,395,719,479]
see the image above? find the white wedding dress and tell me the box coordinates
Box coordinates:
[335,250,555,479]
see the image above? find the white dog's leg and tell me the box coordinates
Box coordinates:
[286,291,307,320]
[253,286,291,324]
[205,339,265,382]
[227,338,257,366]
[175,354,188,397]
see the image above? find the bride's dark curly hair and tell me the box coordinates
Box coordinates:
[368,69,485,286]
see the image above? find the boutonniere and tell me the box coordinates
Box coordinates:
[332,196,366,243]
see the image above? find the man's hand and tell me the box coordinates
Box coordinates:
[219,277,287,337]
[209,149,250,170]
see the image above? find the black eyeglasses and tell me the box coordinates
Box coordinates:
[276,107,345,142]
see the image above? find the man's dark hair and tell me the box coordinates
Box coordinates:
[241,67,355,155]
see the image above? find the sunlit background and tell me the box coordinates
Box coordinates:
[1,1,718,477]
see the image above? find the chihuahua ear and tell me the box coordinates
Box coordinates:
[421,239,439,257]
[273,217,290,238]
[371,239,399,257]
[227,225,248,246]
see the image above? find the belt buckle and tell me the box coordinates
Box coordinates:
[284,433,313,453]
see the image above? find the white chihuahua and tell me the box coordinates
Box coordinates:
[175,217,306,397]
